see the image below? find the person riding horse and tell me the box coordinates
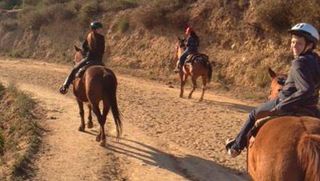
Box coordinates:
[226,23,320,157]
[174,26,200,72]
[59,21,105,94]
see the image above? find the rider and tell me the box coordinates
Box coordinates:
[174,26,200,72]
[226,23,320,157]
[59,21,105,94]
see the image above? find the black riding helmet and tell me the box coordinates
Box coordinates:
[90,21,103,30]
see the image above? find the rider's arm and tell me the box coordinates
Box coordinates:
[275,58,315,111]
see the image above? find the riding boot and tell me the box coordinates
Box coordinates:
[59,74,74,94]
[174,64,181,73]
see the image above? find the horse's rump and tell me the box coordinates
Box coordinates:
[249,116,320,181]
[186,53,209,65]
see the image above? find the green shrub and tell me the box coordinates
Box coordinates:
[0,0,22,10]
[117,17,130,33]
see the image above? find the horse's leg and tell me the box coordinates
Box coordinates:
[77,100,85,132]
[92,104,104,144]
[180,72,188,98]
[87,104,93,128]
[188,76,197,99]
[100,102,110,147]
[199,75,207,101]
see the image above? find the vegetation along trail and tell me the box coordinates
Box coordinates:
[0,59,253,180]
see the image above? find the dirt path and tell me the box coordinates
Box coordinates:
[0,59,252,180]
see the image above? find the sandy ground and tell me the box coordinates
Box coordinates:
[0,59,254,180]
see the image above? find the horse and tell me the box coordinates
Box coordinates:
[71,45,122,146]
[247,68,320,181]
[175,37,213,101]
[267,68,287,100]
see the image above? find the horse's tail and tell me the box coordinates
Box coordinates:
[298,133,320,181]
[202,55,212,83]
[103,69,122,139]
[207,60,213,83]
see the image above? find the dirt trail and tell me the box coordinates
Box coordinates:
[0,59,252,180]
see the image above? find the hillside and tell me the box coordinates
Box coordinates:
[0,0,320,96]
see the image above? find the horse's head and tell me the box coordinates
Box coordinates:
[175,37,186,61]
[73,45,85,65]
[268,68,287,100]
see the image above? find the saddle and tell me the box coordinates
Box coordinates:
[185,53,209,65]
[75,62,104,78]
[248,107,320,140]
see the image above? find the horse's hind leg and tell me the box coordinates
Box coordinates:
[77,100,85,132]
[188,77,197,99]
[92,104,106,146]
[87,104,93,128]
[102,101,110,145]
[199,76,207,101]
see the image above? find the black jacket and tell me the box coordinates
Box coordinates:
[277,51,320,112]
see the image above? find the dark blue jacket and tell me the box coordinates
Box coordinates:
[186,35,199,52]
[277,51,320,112]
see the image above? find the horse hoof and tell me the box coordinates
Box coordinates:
[87,121,93,128]
[100,140,106,147]
[96,135,101,142]
[78,126,85,132]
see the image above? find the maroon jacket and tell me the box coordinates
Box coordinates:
[82,31,105,63]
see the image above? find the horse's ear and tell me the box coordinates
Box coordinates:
[74,45,81,52]
[268,67,277,78]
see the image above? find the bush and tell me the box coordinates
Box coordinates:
[78,1,100,26]
[18,7,48,30]
[254,0,320,32]
[0,0,21,10]
[117,17,130,33]
[255,0,291,31]
[138,7,168,29]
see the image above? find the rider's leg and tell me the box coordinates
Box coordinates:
[59,57,89,94]
[226,98,280,157]
[174,49,190,72]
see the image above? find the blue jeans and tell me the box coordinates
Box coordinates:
[179,48,197,65]
[63,56,103,88]
[232,98,280,150]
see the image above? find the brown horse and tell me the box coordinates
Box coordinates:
[267,68,287,100]
[175,37,213,101]
[72,45,122,146]
[247,68,320,181]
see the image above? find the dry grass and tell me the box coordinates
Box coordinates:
[0,82,43,180]
[254,0,320,32]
